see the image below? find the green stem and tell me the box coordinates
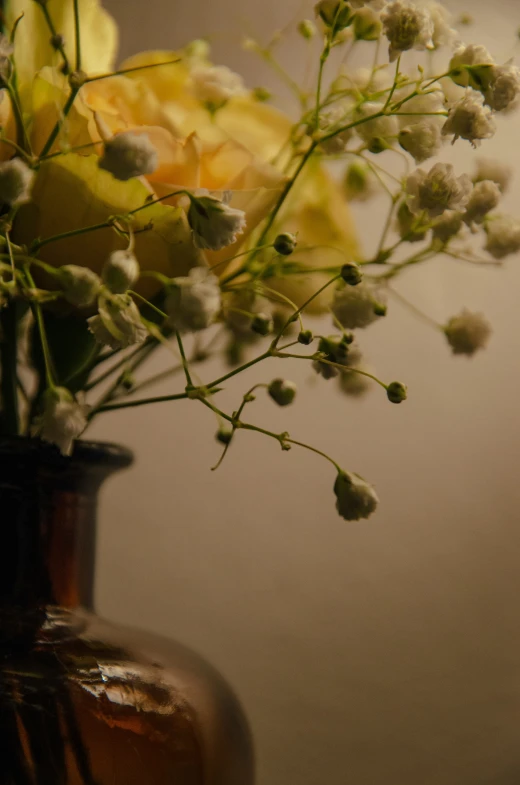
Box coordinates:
[5,83,31,153]
[39,2,71,73]
[73,0,81,71]
[175,331,193,387]
[85,58,181,84]
[285,438,341,472]
[40,86,80,158]
[24,268,56,390]
[271,274,342,348]
[31,218,114,252]
[93,390,191,414]
[206,350,271,390]
[278,351,389,391]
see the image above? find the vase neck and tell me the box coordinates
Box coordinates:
[0,439,133,614]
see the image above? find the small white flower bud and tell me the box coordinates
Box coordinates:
[355,102,399,152]
[343,161,378,202]
[99,132,158,181]
[464,180,501,226]
[397,202,428,243]
[32,387,89,456]
[102,250,140,294]
[187,194,246,251]
[449,44,495,91]
[334,471,379,521]
[332,283,387,329]
[381,0,434,62]
[59,265,101,307]
[166,267,221,332]
[192,66,245,107]
[341,262,363,286]
[484,215,520,259]
[318,105,353,154]
[386,381,407,404]
[315,1,352,30]
[406,163,472,218]
[298,19,317,39]
[426,1,457,49]
[88,295,148,349]
[442,91,496,147]
[353,7,382,41]
[268,379,297,407]
[398,119,443,164]
[0,158,35,206]
[298,330,314,345]
[444,309,491,356]
[274,232,297,256]
[251,313,273,336]
[485,64,520,112]
[432,210,464,243]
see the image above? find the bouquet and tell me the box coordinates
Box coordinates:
[0,0,519,521]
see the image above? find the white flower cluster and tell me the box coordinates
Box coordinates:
[444,309,492,356]
[450,44,520,113]
[166,267,221,332]
[187,193,246,251]
[334,471,379,521]
[332,283,387,329]
[0,158,35,207]
[381,1,434,62]
[402,160,520,256]
[99,132,158,181]
[32,388,89,456]
[192,66,246,107]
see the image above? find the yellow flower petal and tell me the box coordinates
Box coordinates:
[13,153,203,300]
[5,0,118,88]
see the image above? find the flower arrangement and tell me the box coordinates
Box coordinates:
[0,0,518,521]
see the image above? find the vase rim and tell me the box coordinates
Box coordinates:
[0,436,134,470]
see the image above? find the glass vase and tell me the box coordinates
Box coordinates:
[0,437,255,785]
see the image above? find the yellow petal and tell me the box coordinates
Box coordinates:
[0,92,18,162]
[29,67,96,155]
[5,0,118,88]
[13,153,203,300]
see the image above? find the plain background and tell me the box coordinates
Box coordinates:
[91,1,520,783]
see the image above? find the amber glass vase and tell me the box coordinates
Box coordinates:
[0,438,255,785]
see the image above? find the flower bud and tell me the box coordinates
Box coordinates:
[102,250,140,294]
[268,378,297,407]
[334,470,379,521]
[386,381,407,404]
[50,33,66,50]
[353,7,382,40]
[252,86,272,102]
[298,329,314,345]
[59,265,101,307]
[99,131,158,181]
[0,158,34,207]
[216,428,234,445]
[251,313,273,336]
[274,232,297,256]
[298,19,317,39]
[341,262,363,286]
[316,0,352,30]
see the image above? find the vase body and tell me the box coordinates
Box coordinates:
[0,438,255,785]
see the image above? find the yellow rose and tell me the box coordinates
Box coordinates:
[119,50,359,311]
[6,0,357,313]
[6,0,287,290]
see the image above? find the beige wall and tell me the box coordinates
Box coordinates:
[92,2,520,783]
